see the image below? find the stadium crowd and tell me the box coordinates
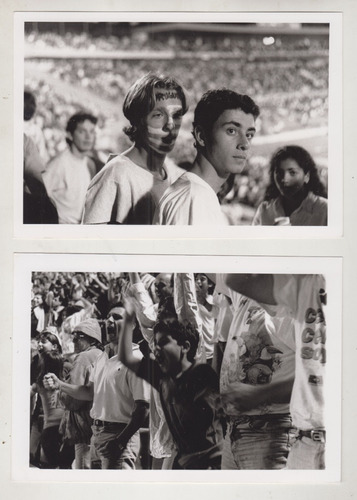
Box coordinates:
[30,270,327,470]
[25,26,329,55]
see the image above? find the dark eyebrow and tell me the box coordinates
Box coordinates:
[222,121,256,132]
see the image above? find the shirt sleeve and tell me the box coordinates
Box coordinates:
[126,360,151,403]
[130,282,157,348]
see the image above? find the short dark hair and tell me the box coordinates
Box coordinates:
[193,88,260,148]
[24,91,36,121]
[123,73,188,142]
[153,318,199,363]
[264,145,327,201]
[66,112,97,145]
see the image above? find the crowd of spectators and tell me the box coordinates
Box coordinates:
[25,26,329,55]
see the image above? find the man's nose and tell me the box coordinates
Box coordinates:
[164,117,175,131]
[237,133,249,150]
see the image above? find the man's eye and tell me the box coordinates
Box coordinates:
[226,128,236,135]
[247,133,255,140]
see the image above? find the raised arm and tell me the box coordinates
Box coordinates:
[118,299,142,374]
[225,274,277,306]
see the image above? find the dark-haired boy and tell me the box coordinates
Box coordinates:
[43,112,98,224]
[154,89,259,225]
[119,308,223,469]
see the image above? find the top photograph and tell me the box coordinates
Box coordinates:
[15,12,342,238]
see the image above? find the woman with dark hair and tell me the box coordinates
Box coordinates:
[253,145,327,226]
[83,73,188,225]
[30,332,73,468]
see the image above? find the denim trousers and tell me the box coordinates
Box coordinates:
[222,414,293,470]
[74,443,91,469]
[92,423,140,469]
[286,435,325,469]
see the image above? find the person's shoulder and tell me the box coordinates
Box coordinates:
[175,173,213,200]
[98,155,143,182]
[47,147,71,166]
[161,172,193,200]
[190,362,219,387]
[165,158,187,182]
[312,193,328,208]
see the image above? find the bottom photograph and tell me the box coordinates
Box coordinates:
[12,254,342,482]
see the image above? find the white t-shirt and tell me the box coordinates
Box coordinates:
[273,274,326,430]
[89,349,150,424]
[42,148,94,224]
[83,154,184,225]
[216,274,295,417]
[153,171,228,225]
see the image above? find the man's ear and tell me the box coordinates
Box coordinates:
[66,131,74,144]
[193,125,206,148]
[181,340,191,354]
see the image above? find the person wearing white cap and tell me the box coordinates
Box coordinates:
[58,318,103,469]
[45,311,150,469]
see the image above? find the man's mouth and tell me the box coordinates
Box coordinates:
[161,134,177,145]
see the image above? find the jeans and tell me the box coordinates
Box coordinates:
[287,435,325,469]
[74,443,91,469]
[92,423,140,469]
[222,414,293,470]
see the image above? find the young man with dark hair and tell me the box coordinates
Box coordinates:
[153,88,260,225]
[42,111,98,224]
[119,304,223,469]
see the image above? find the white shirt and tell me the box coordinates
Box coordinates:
[153,171,228,225]
[216,274,295,417]
[43,148,94,224]
[89,349,150,423]
[273,274,326,430]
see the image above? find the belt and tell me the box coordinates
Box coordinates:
[298,429,326,443]
[93,419,125,428]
